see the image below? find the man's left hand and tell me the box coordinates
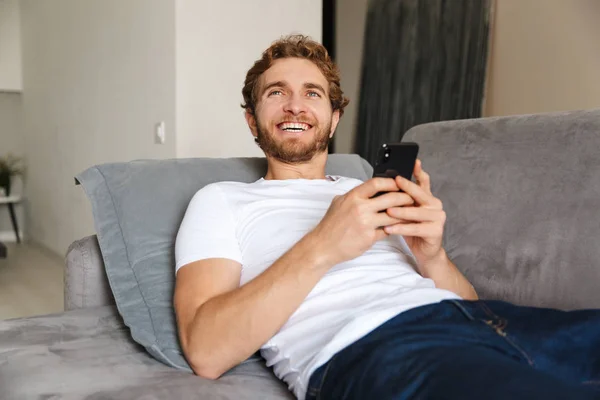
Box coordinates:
[383,159,447,269]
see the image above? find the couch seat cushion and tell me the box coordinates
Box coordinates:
[0,306,293,400]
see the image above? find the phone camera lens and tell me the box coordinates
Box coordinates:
[382,151,390,163]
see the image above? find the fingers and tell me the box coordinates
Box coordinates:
[372,211,404,228]
[394,174,441,209]
[413,159,432,195]
[368,191,415,211]
[353,178,400,199]
[386,207,446,224]
[384,221,443,236]
[370,207,444,235]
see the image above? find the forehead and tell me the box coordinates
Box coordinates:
[260,57,329,90]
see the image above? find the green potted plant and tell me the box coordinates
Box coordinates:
[0,153,25,197]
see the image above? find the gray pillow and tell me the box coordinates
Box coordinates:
[76,155,373,371]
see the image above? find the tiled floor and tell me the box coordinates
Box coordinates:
[0,241,64,320]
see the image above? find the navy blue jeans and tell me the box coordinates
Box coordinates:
[306,300,600,400]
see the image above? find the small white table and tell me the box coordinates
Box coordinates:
[0,195,22,244]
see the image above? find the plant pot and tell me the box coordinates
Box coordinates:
[0,171,11,196]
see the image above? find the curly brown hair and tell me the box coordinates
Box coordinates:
[241,34,349,117]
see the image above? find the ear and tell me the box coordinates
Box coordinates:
[329,110,341,138]
[245,109,258,138]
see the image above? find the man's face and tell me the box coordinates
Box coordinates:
[246,58,340,163]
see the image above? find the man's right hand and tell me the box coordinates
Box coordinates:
[310,178,415,266]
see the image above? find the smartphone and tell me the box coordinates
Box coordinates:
[372,142,419,196]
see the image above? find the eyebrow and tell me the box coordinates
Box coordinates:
[261,81,288,96]
[304,82,327,95]
[261,81,328,96]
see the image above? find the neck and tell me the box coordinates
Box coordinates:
[264,151,328,180]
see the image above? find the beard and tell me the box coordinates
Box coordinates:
[255,116,332,164]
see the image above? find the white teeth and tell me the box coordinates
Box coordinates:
[280,122,310,131]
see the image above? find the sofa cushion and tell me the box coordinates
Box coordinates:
[0,306,293,399]
[75,155,372,372]
[403,109,600,310]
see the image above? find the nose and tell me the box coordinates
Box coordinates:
[283,93,307,116]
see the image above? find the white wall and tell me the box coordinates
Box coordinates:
[20,0,176,254]
[17,0,321,255]
[175,0,323,158]
[485,0,600,116]
[0,92,23,238]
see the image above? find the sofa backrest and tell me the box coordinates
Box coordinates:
[66,109,600,314]
[403,108,600,310]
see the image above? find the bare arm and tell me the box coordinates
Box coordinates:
[174,178,406,379]
[174,233,333,379]
[418,250,478,300]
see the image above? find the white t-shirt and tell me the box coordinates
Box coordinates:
[175,176,461,400]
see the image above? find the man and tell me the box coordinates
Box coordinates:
[174,35,600,399]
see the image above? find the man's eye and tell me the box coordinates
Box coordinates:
[269,90,282,96]
[307,91,321,97]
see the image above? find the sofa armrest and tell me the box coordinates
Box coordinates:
[64,235,115,311]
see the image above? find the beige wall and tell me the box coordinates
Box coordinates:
[485,0,600,116]
[0,93,22,166]
[0,0,22,91]
[20,0,177,254]
[334,0,369,154]
[175,0,323,159]
[0,92,23,237]
[334,0,600,150]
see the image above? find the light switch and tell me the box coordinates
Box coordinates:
[155,121,166,144]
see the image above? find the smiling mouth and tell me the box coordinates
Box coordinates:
[277,122,313,133]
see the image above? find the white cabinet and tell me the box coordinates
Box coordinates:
[0,0,22,92]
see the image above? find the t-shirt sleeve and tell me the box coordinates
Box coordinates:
[175,184,242,273]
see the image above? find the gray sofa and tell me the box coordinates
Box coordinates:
[1,109,599,399]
